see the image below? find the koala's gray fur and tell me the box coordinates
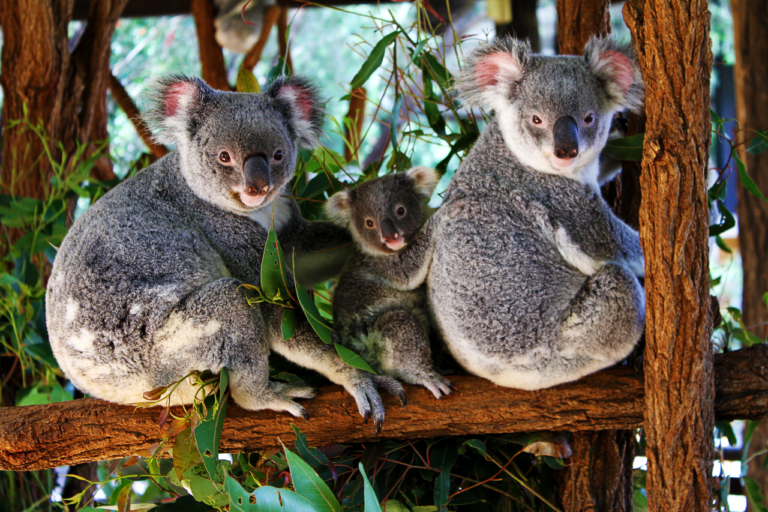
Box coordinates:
[325,167,452,399]
[424,36,646,390]
[46,75,403,426]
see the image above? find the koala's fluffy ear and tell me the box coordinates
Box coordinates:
[455,37,530,110]
[142,75,214,146]
[405,166,439,198]
[584,37,644,113]
[325,190,352,226]
[268,76,325,150]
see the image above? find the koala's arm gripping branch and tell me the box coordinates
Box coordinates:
[1,345,767,471]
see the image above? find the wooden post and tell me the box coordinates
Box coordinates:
[731,0,768,507]
[624,1,715,511]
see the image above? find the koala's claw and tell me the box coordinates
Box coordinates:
[397,390,407,407]
[421,373,454,400]
[375,418,384,434]
[300,408,310,421]
[363,410,371,425]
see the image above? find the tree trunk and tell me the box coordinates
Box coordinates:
[495,0,540,52]
[556,0,611,55]
[624,1,714,512]
[731,0,768,508]
[190,0,231,90]
[553,4,635,510]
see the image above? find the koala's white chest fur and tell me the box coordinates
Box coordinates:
[248,195,293,233]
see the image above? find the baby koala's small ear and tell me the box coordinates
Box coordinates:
[455,36,530,111]
[584,37,644,113]
[325,190,352,226]
[268,76,325,150]
[405,166,439,198]
[141,74,214,146]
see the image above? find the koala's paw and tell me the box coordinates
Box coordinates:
[344,372,405,433]
[270,381,317,400]
[418,372,453,400]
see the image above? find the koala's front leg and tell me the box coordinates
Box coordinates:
[263,304,405,432]
[156,278,314,417]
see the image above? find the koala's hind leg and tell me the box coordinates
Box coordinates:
[559,263,645,366]
[373,310,452,399]
[155,278,313,418]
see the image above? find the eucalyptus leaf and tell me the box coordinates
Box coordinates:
[747,130,768,155]
[282,308,297,340]
[350,31,400,90]
[736,153,768,202]
[291,423,329,467]
[294,253,334,344]
[601,133,644,161]
[335,343,377,373]
[195,390,228,481]
[359,463,383,512]
[283,445,343,512]
[261,224,293,302]
[236,67,261,93]
[173,426,203,481]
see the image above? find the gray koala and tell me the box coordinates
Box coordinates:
[423,36,646,390]
[325,167,452,399]
[46,75,404,426]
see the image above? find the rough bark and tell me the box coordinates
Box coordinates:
[1,346,767,472]
[108,72,168,159]
[731,2,768,506]
[624,1,714,512]
[276,6,294,75]
[556,0,611,56]
[495,0,540,52]
[190,0,231,91]
[242,5,281,71]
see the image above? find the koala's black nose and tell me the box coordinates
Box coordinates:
[243,155,271,196]
[380,217,400,242]
[553,116,579,160]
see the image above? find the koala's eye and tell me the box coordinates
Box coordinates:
[273,149,284,162]
[396,206,406,217]
[365,219,375,228]
[583,114,595,125]
[218,151,231,164]
[532,115,543,125]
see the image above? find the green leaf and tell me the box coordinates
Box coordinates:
[601,133,645,161]
[462,439,487,459]
[407,39,427,67]
[359,463,383,512]
[153,495,216,511]
[423,75,446,137]
[335,343,376,373]
[174,426,203,481]
[183,465,229,508]
[412,506,438,512]
[195,387,228,481]
[747,130,768,155]
[435,133,477,177]
[294,253,334,344]
[736,153,768,202]
[431,439,458,511]
[744,476,768,512]
[715,421,738,446]
[350,31,400,90]
[709,201,736,236]
[390,94,404,154]
[236,67,261,93]
[283,445,343,512]
[422,53,453,91]
[24,342,59,369]
[268,57,291,83]
[291,423,329,468]
[261,224,293,302]
[16,383,73,406]
[227,476,318,512]
[715,235,732,254]
[282,308,297,340]
[542,456,567,469]
[763,292,768,311]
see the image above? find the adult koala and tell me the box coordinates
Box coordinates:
[428,37,646,389]
[46,75,403,427]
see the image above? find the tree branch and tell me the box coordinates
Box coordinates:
[108,72,168,159]
[242,5,281,71]
[1,347,766,472]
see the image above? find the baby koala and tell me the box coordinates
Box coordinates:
[325,167,452,399]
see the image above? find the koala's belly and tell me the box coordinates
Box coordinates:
[428,214,584,373]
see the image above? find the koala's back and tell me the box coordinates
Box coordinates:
[46,153,267,403]
[429,123,596,384]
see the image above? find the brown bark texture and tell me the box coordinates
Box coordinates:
[242,5,282,71]
[344,87,367,162]
[276,6,294,75]
[624,1,715,511]
[0,0,126,198]
[556,0,611,56]
[108,72,168,159]
[1,346,767,472]
[191,0,232,91]
[731,1,768,506]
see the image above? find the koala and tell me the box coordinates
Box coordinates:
[598,110,630,185]
[421,36,646,390]
[46,75,404,428]
[214,0,274,54]
[325,167,452,399]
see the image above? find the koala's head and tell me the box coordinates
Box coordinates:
[456,36,643,183]
[142,74,324,215]
[325,167,438,256]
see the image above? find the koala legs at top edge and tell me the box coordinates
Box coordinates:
[559,263,645,364]
[373,310,452,399]
[264,304,405,433]
[162,278,314,418]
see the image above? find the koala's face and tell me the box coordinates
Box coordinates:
[142,76,323,216]
[456,37,643,184]
[325,167,438,256]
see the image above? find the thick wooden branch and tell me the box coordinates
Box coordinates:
[242,5,281,71]
[1,347,767,472]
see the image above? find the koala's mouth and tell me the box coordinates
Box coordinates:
[230,190,269,210]
[551,155,579,169]
[382,238,407,252]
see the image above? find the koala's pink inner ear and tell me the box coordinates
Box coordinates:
[598,50,634,95]
[475,52,522,90]
[164,82,198,117]
[277,84,314,121]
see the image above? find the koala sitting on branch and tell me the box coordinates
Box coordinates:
[46,75,404,425]
[424,36,646,390]
[325,167,452,399]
